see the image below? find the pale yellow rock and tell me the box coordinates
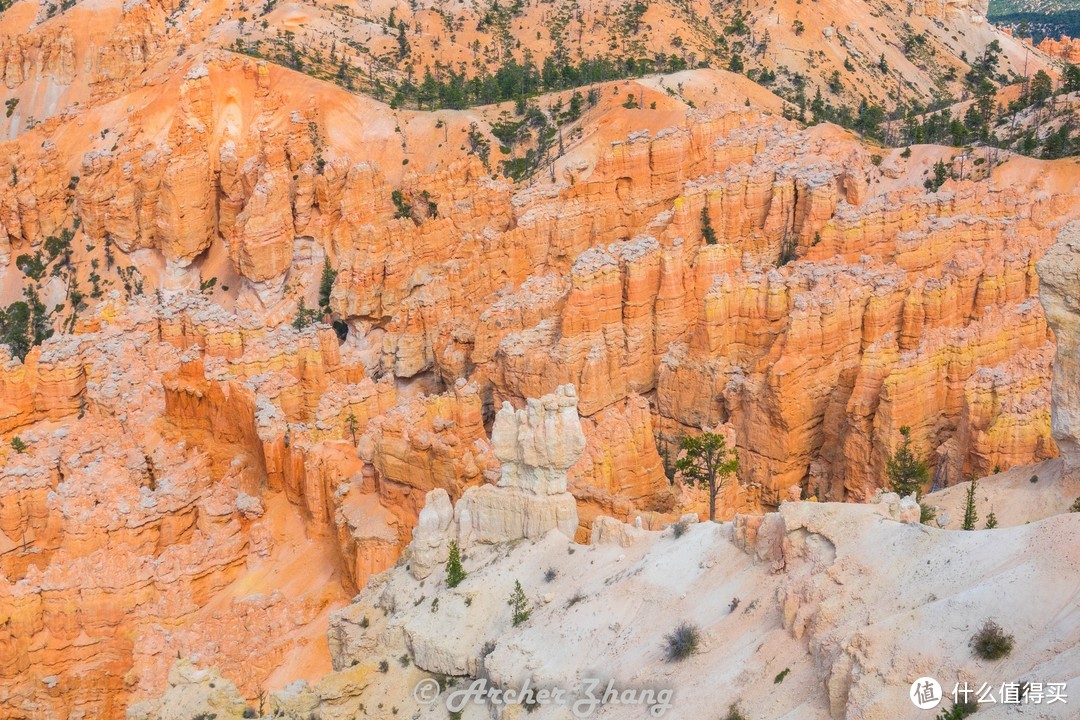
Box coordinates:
[1037,223,1080,469]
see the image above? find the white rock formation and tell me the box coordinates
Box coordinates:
[126,661,248,720]
[1037,222,1080,470]
[408,488,456,579]
[455,485,578,546]
[290,496,1080,720]
[407,385,584,578]
[589,515,645,546]
[491,384,586,494]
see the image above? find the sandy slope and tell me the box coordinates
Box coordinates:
[926,457,1080,529]
[233,497,1080,720]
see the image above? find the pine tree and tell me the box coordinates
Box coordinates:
[676,432,738,521]
[396,20,409,59]
[926,159,949,191]
[24,286,52,349]
[446,540,466,588]
[984,510,998,530]
[508,580,531,625]
[292,299,306,330]
[962,478,979,531]
[345,412,358,447]
[0,301,32,361]
[886,426,929,498]
[10,436,27,453]
[700,207,718,245]
[292,299,317,330]
[318,256,337,313]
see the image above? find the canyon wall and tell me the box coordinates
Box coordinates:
[8,59,1068,504]
[1,44,1078,720]
[1037,222,1080,468]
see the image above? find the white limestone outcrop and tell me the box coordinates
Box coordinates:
[408,385,584,579]
[1037,222,1080,470]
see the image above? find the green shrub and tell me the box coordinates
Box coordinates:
[935,699,978,719]
[15,253,46,281]
[391,190,412,219]
[724,704,748,720]
[774,668,790,684]
[971,620,1014,660]
[919,501,937,525]
[664,623,700,661]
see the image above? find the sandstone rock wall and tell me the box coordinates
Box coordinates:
[0,318,290,720]
[1,41,1077,720]
[1037,223,1080,469]
[5,60,1071,509]
[1037,36,1080,64]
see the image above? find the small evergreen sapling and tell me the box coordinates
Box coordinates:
[886,426,929,498]
[446,540,466,588]
[962,478,979,531]
[345,411,358,447]
[508,580,531,625]
[318,256,337,313]
[701,207,718,245]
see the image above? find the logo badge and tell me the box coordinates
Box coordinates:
[910,677,943,709]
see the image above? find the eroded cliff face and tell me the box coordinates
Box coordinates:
[1037,35,1080,64]
[0,298,355,719]
[1,13,1078,716]
[1037,222,1080,469]
[9,58,1068,503]
[0,282,669,719]
[115,260,1080,719]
